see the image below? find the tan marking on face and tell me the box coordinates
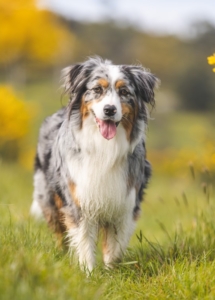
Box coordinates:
[121,103,136,140]
[98,78,109,89]
[69,181,80,207]
[80,96,94,125]
[115,80,127,89]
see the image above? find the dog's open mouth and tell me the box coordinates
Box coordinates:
[95,118,119,140]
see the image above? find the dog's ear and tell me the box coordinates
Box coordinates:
[61,64,85,95]
[122,65,160,107]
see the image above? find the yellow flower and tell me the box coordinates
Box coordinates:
[208,53,215,72]
[0,85,30,142]
[207,54,215,64]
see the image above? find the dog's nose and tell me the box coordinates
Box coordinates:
[103,105,117,117]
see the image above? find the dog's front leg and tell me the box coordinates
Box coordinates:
[103,188,136,267]
[67,219,98,273]
[102,213,136,268]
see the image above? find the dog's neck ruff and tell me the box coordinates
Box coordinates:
[67,117,131,222]
[75,115,130,160]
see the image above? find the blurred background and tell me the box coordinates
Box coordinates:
[0,0,215,237]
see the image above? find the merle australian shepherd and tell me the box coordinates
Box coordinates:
[31,57,159,272]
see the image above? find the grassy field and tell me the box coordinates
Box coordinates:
[1,163,215,299]
[1,81,215,299]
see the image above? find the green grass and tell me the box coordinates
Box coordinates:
[1,162,215,299]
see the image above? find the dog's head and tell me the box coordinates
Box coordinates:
[63,57,159,143]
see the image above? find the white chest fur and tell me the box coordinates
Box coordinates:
[67,123,134,222]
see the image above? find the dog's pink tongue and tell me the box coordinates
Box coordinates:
[97,119,117,140]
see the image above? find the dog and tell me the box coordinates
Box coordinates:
[31,57,158,272]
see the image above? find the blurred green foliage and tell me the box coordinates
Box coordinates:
[66,20,215,111]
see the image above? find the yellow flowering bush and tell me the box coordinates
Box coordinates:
[0,85,30,160]
[207,53,215,72]
[0,0,76,67]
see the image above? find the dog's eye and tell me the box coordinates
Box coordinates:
[120,88,129,97]
[93,86,102,94]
